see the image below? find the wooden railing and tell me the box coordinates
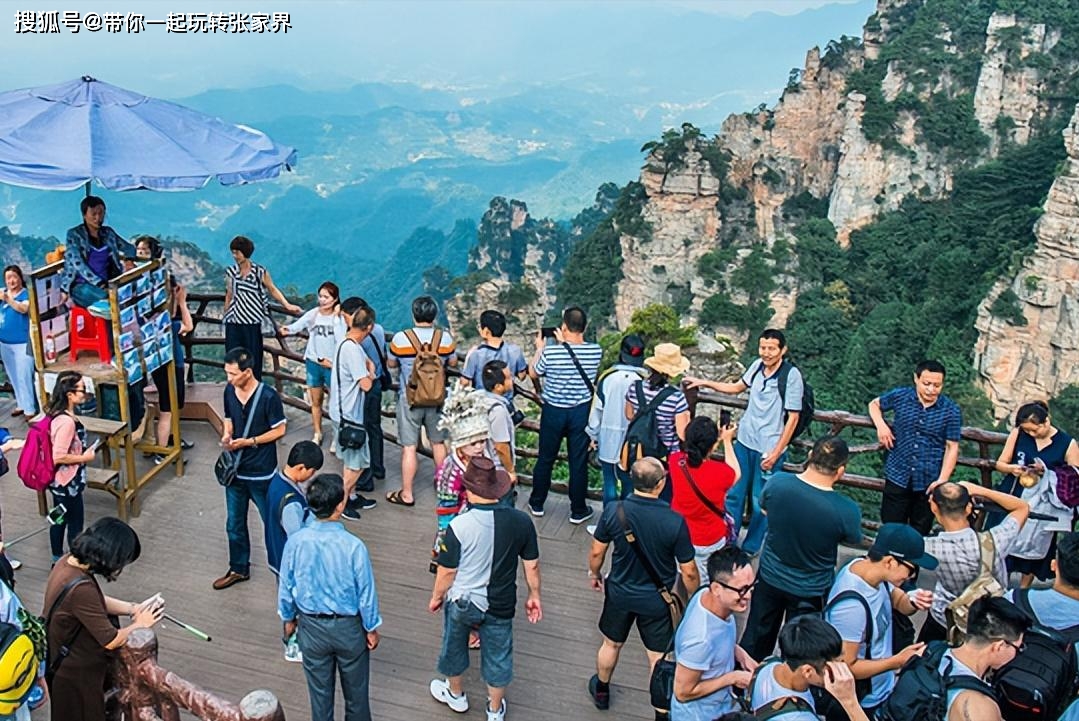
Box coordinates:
[180,293,1010,529]
[110,629,284,721]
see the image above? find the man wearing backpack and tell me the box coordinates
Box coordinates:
[527,306,602,524]
[685,329,804,555]
[920,481,1029,643]
[879,596,1031,721]
[386,296,457,507]
[996,531,1079,720]
[587,334,647,507]
[460,310,528,400]
[869,360,961,535]
[739,436,862,662]
[823,524,937,719]
[747,615,871,721]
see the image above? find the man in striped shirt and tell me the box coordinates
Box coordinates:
[527,306,602,524]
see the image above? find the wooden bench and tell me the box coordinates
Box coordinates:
[144,381,226,437]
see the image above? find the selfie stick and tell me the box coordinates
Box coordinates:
[163,612,212,642]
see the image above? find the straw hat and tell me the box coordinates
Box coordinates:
[644,343,690,377]
[462,456,512,500]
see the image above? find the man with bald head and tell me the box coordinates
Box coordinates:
[919,479,1029,642]
[586,457,699,716]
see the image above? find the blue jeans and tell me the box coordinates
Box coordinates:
[601,461,632,505]
[728,442,785,554]
[225,477,270,575]
[528,402,591,516]
[69,281,106,308]
[437,597,515,688]
[0,342,37,415]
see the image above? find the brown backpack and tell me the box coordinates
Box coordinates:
[945,530,1005,644]
[404,328,447,408]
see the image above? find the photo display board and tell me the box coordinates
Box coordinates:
[116,263,172,382]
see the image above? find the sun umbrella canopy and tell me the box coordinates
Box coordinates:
[0,76,297,191]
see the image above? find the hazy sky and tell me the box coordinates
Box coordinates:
[0,0,867,97]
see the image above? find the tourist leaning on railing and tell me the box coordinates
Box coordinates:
[0,265,38,418]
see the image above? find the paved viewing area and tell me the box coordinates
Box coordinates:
[1,395,665,720]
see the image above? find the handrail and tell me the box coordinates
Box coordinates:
[110,628,284,721]
[179,292,1011,530]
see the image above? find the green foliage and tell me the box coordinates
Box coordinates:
[820,35,864,70]
[697,247,738,284]
[697,144,733,183]
[989,288,1028,325]
[782,191,830,221]
[498,281,539,311]
[786,134,1063,427]
[1050,385,1079,438]
[598,304,697,369]
[730,246,776,301]
[640,123,703,176]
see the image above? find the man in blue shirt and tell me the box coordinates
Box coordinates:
[461,310,528,399]
[279,473,383,721]
[869,360,961,535]
[266,440,324,575]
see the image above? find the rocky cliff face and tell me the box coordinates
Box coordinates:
[974,102,1079,419]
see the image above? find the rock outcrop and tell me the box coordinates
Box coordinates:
[974,103,1079,419]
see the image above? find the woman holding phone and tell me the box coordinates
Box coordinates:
[992,400,1079,588]
[43,517,164,721]
[46,371,99,565]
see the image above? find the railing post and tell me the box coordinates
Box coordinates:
[239,690,286,721]
[112,628,166,721]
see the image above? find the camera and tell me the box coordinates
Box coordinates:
[720,410,732,428]
[540,326,557,339]
[510,408,526,426]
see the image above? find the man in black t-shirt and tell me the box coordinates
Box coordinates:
[587,457,699,713]
[213,347,287,591]
[428,457,541,721]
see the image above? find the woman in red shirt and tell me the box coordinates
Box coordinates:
[669,415,741,579]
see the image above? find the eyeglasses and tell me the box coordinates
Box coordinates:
[714,579,758,598]
[897,558,920,581]
[993,637,1026,655]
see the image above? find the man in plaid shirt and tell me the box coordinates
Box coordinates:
[869,360,962,535]
[918,480,1029,642]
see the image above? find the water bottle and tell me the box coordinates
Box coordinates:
[44,333,56,362]
[26,682,44,708]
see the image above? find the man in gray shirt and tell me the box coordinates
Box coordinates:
[329,305,377,519]
[686,328,803,554]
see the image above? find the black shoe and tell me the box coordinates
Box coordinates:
[570,506,595,525]
[342,506,362,522]
[350,495,377,511]
[588,674,610,710]
[373,470,386,480]
[355,480,375,493]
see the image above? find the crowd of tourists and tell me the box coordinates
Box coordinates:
[2,218,1079,721]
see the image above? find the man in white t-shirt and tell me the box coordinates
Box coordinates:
[825,524,937,717]
[671,546,758,720]
[328,306,376,518]
[480,359,517,482]
[747,615,870,721]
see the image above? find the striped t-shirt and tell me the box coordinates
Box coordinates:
[626,382,689,453]
[535,342,602,408]
[223,263,268,325]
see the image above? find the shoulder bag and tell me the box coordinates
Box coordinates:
[335,339,367,450]
[562,342,596,395]
[214,383,264,487]
[677,458,738,547]
[44,577,91,687]
[615,501,686,712]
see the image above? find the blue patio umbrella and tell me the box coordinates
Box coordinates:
[0,76,296,192]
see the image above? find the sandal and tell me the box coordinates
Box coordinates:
[386,490,415,507]
[468,634,481,650]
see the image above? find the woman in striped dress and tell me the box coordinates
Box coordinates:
[222,235,301,380]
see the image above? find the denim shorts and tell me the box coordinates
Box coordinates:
[305,359,333,389]
[437,597,514,688]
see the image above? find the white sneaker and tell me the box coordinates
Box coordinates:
[486,698,506,721]
[283,634,302,663]
[312,432,322,445]
[430,678,469,713]
[7,558,21,571]
[329,439,337,454]
[586,524,597,536]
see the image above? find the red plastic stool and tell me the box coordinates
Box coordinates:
[68,307,112,363]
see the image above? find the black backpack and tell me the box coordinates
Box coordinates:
[618,381,676,471]
[749,359,814,439]
[992,589,1079,721]
[877,641,994,721]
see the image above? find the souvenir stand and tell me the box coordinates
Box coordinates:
[27,257,183,520]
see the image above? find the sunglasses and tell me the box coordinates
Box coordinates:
[714,579,758,599]
[993,637,1026,655]
[897,558,920,581]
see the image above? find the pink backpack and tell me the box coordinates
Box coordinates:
[17,416,56,492]
[1056,465,1079,508]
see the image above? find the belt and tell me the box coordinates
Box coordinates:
[301,612,355,619]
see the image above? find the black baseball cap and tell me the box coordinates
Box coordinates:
[619,334,645,367]
[870,523,938,570]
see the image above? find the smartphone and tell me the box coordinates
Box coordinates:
[86,439,101,454]
[47,503,67,526]
[720,410,732,428]
[540,326,557,339]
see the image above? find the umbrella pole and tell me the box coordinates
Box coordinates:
[84,181,90,197]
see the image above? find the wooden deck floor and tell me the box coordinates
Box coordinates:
[0,393,660,721]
